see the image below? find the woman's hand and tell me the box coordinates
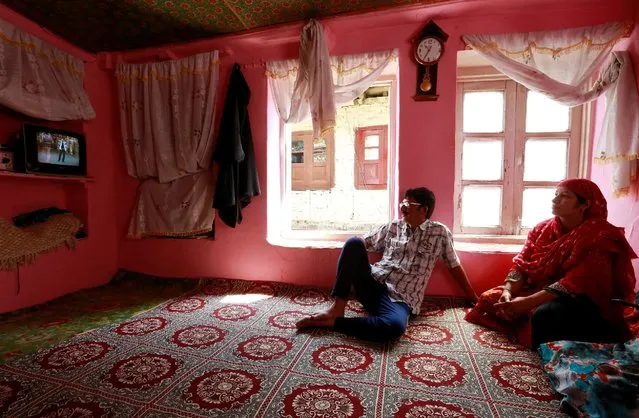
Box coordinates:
[498,289,512,304]
[494,296,533,320]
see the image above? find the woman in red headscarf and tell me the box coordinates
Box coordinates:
[465,179,637,348]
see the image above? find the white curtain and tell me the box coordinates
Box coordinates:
[594,51,639,197]
[463,21,629,106]
[267,49,396,127]
[116,51,219,238]
[0,18,95,120]
[266,19,336,139]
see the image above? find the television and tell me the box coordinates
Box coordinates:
[17,124,87,176]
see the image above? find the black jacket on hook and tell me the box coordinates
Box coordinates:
[212,63,261,228]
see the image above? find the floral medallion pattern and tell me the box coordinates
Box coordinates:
[311,344,373,375]
[0,380,22,415]
[396,353,465,387]
[394,399,476,418]
[245,283,277,297]
[212,305,256,321]
[39,341,111,370]
[403,324,453,345]
[114,317,168,336]
[201,280,233,296]
[473,329,521,352]
[108,353,178,389]
[283,384,364,418]
[0,280,561,417]
[29,400,108,418]
[186,369,262,410]
[268,311,308,329]
[291,290,329,306]
[345,300,366,314]
[171,325,225,349]
[491,361,557,402]
[165,297,205,313]
[236,336,293,361]
[419,300,447,317]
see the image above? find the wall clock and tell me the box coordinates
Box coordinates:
[413,20,449,101]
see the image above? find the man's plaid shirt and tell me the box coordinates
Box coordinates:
[363,219,460,314]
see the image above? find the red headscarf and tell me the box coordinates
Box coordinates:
[513,179,637,310]
[556,178,608,220]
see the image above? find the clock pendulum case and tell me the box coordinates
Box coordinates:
[413,20,449,101]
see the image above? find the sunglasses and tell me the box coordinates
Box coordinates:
[399,200,422,208]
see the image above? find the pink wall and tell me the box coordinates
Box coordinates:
[0,6,119,313]
[1,0,635,313]
[111,0,636,297]
[591,6,639,289]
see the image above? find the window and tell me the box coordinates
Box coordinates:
[355,125,388,190]
[455,78,583,236]
[291,130,334,191]
[268,77,397,242]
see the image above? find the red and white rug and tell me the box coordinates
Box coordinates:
[0,278,566,417]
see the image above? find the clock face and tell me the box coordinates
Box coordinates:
[416,37,443,65]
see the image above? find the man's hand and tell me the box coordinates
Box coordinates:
[449,265,477,307]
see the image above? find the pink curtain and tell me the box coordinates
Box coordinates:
[116,51,219,238]
[0,17,95,121]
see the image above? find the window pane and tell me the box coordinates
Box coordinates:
[461,186,501,227]
[313,138,327,163]
[524,139,567,181]
[462,140,503,180]
[292,139,304,152]
[292,139,304,164]
[463,91,504,133]
[364,148,379,160]
[526,91,570,132]
[522,187,555,228]
[365,135,379,147]
[313,150,326,163]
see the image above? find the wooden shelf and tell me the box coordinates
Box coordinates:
[0,171,94,184]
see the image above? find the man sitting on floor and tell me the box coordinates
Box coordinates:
[296,187,478,341]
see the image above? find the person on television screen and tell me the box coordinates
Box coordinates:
[41,133,53,162]
[57,138,67,163]
[295,187,478,342]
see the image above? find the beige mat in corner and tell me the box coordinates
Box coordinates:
[0,213,82,270]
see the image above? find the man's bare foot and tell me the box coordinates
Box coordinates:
[295,313,337,329]
[296,301,347,329]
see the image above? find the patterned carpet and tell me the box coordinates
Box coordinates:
[0,278,567,417]
[0,272,199,364]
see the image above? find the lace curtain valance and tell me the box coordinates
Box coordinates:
[463,21,629,106]
[464,21,638,197]
[0,18,95,120]
[266,44,396,135]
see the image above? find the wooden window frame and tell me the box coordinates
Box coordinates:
[354,125,388,190]
[454,77,584,237]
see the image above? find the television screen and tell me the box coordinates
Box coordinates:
[36,132,81,167]
[20,124,87,176]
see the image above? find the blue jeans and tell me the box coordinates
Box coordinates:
[332,237,411,342]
